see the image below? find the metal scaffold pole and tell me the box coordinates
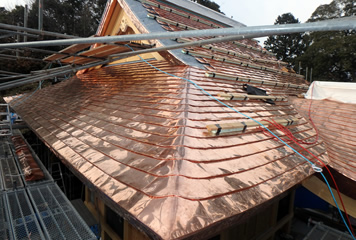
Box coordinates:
[38,0,43,31]
[24,5,28,42]
[0,23,77,39]
[0,16,355,49]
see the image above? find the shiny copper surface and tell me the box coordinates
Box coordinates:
[292,97,356,181]
[10,60,326,239]
[8,0,329,239]
[11,135,44,181]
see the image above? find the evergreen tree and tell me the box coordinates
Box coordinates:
[191,0,223,13]
[27,0,106,37]
[297,0,356,82]
[0,0,107,75]
[264,13,306,68]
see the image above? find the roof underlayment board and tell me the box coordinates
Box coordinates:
[7,0,332,239]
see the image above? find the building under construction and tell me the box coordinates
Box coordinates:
[0,0,356,239]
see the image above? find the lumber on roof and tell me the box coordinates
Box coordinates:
[218,93,287,101]
[44,43,93,61]
[207,117,299,136]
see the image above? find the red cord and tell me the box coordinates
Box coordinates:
[307,82,355,236]
[257,82,354,235]
[260,119,355,236]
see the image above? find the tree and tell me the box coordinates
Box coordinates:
[308,0,355,22]
[191,0,223,13]
[0,0,107,77]
[27,0,106,37]
[264,13,306,68]
[296,0,356,82]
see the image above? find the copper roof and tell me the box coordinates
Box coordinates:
[9,60,327,238]
[8,0,329,239]
[292,98,356,181]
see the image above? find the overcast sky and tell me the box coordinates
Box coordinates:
[1,0,333,23]
[0,0,332,24]
[213,0,332,25]
[1,0,333,24]
[1,0,332,43]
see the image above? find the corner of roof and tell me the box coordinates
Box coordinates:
[164,0,246,28]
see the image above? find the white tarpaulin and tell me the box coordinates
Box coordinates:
[305,81,356,104]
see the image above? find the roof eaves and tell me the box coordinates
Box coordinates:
[164,0,246,28]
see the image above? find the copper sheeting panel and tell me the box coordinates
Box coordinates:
[292,98,356,181]
[9,59,327,239]
[9,0,328,238]
[11,136,44,182]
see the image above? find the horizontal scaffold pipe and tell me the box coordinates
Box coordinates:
[0,29,39,38]
[0,54,44,62]
[110,34,259,60]
[0,17,355,49]
[0,23,77,39]
[0,60,109,91]
[0,75,29,82]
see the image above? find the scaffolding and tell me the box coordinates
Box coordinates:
[0,104,12,137]
[5,189,46,240]
[0,135,96,240]
[0,140,23,190]
[0,193,13,240]
[27,183,96,240]
[304,222,354,240]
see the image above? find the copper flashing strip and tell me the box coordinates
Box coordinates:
[200,44,284,66]
[177,37,282,65]
[140,0,222,28]
[177,38,263,62]
[205,72,309,90]
[184,49,304,78]
[207,117,299,136]
[11,136,45,182]
[232,40,276,56]
[147,13,198,30]
[205,72,308,89]
[219,93,287,102]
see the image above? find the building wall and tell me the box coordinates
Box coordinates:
[85,187,150,240]
[84,186,295,240]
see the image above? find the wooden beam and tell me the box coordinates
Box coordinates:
[206,117,299,136]
[44,43,93,61]
[124,220,150,240]
[302,175,356,218]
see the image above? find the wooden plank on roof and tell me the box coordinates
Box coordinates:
[218,93,287,101]
[206,117,299,136]
[60,45,132,65]
[44,43,93,61]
